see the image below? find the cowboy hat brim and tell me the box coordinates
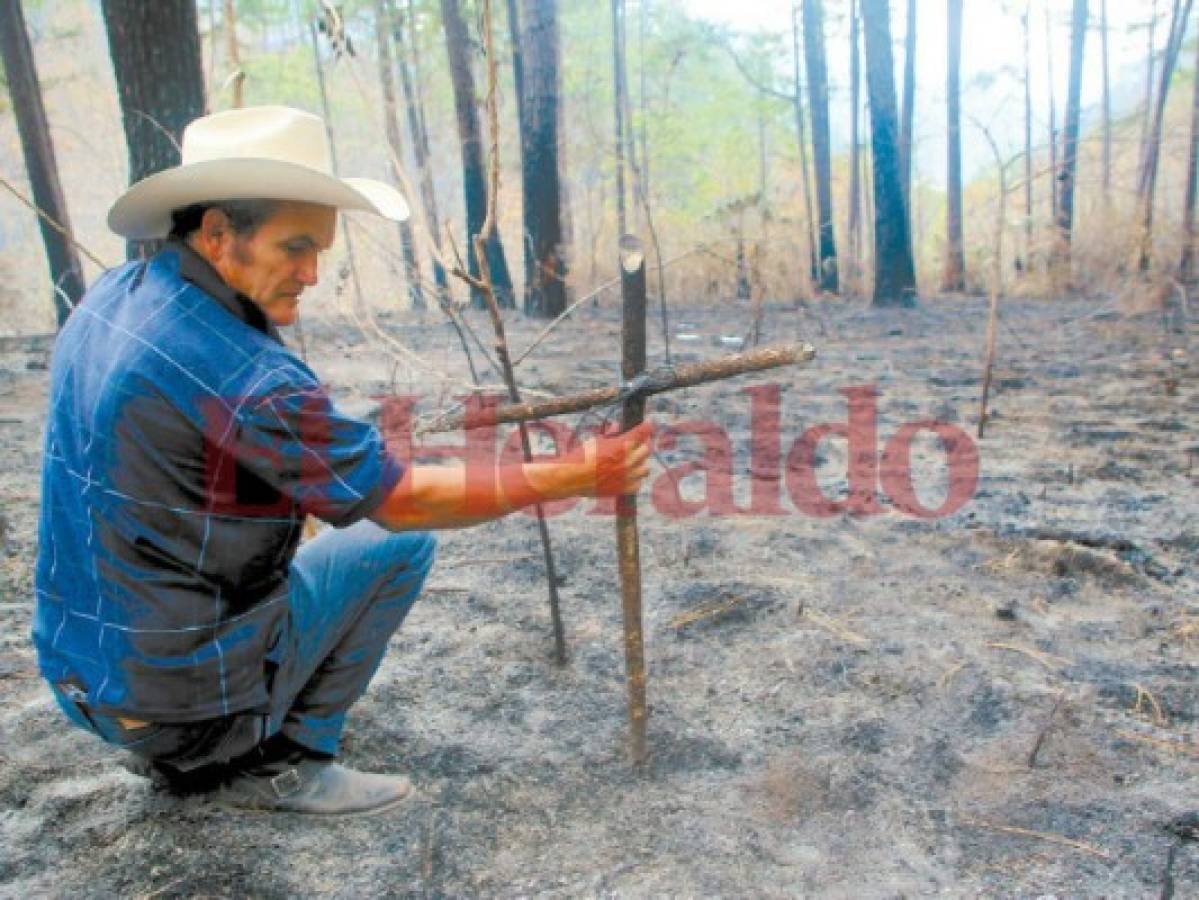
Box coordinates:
[107,157,410,240]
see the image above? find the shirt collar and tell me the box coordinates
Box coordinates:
[170,239,282,342]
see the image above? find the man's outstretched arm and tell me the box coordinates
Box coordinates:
[369,422,653,531]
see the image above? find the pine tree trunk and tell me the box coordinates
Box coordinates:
[801,0,839,292]
[942,0,965,292]
[374,0,424,308]
[1046,3,1058,227]
[1182,29,1199,279]
[611,0,628,237]
[390,0,449,299]
[0,0,85,326]
[1100,0,1111,201]
[861,0,917,307]
[1137,0,1195,272]
[900,0,917,210]
[101,0,206,259]
[848,0,862,276]
[1022,2,1034,271]
[516,0,568,318]
[440,0,514,307]
[505,0,535,305]
[1140,0,1160,173]
[790,3,819,288]
[1056,0,1087,263]
[223,0,244,107]
[1181,30,1199,278]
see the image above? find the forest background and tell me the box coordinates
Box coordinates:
[1,0,1196,336]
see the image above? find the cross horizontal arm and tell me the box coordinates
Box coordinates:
[415,343,816,435]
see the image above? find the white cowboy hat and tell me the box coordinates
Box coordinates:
[107,105,410,239]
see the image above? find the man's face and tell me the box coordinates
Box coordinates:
[199,201,337,327]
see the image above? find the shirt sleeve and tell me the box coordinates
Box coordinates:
[231,376,405,527]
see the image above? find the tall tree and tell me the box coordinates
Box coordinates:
[611,0,629,236]
[899,0,917,209]
[1100,0,1111,201]
[505,0,534,299]
[440,0,515,307]
[1056,0,1087,261]
[848,0,862,274]
[1137,0,1195,272]
[390,0,449,299]
[861,0,917,306]
[790,3,819,287]
[801,0,839,292]
[1046,1,1058,225]
[1139,0,1160,172]
[0,0,85,326]
[101,0,206,260]
[943,0,965,292]
[373,0,424,308]
[1022,2,1034,269]
[223,0,244,107]
[1182,26,1199,279]
[513,0,568,317]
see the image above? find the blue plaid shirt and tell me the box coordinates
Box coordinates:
[34,242,404,722]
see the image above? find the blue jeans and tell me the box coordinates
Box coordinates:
[53,521,435,764]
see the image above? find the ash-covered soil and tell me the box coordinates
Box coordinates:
[0,294,1195,897]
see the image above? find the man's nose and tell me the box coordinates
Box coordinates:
[297,253,319,286]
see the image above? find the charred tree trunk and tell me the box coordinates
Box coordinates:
[848,0,862,275]
[440,0,514,307]
[942,0,965,292]
[223,0,244,107]
[1100,0,1111,201]
[611,0,629,237]
[101,0,206,260]
[900,0,917,210]
[790,2,819,288]
[505,0,535,304]
[374,0,424,309]
[1138,0,1195,272]
[390,0,449,300]
[1056,0,1087,263]
[861,0,917,307]
[802,0,839,292]
[1140,0,1160,172]
[0,0,84,326]
[1182,30,1199,279]
[515,0,567,318]
[1022,2,1034,270]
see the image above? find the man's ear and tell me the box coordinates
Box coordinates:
[196,207,232,260]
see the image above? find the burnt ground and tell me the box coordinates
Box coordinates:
[0,293,1195,897]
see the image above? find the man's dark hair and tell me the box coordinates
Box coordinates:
[168,199,281,241]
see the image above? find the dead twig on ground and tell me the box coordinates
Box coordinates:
[958,817,1113,861]
[985,642,1071,672]
[799,607,870,646]
[1115,730,1199,758]
[1027,690,1067,768]
[668,594,748,630]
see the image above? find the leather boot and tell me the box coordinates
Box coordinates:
[217,757,412,816]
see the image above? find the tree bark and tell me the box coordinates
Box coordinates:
[790,2,819,288]
[0,0,85,326]
[1181,28,1199,279]
[390,0,450,300]
[900,0,917,211]
[1022,2,1033,270]
[1100,0,1111,201]
[611,0,629,237]
[942,0,965,292]
[505,0,534,303]
[515,0,568,318]
[222,0,244,108]
[861,0,917,306]
[848,0,862,274]
[440,0,514,307]
[1056,0,1087,261]
[801,0,839,292]
[101,0,206,260]
[1046,2,1058,226]
[1138,0,1195,272]
[1140,0,1160,174]
[374,0,424,309]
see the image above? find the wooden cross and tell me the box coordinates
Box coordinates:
[420,236,816,764]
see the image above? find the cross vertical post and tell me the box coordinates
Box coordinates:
[616,235,649,765]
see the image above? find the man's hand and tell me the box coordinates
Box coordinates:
[370,421,655,531]
[578,421,654,497]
